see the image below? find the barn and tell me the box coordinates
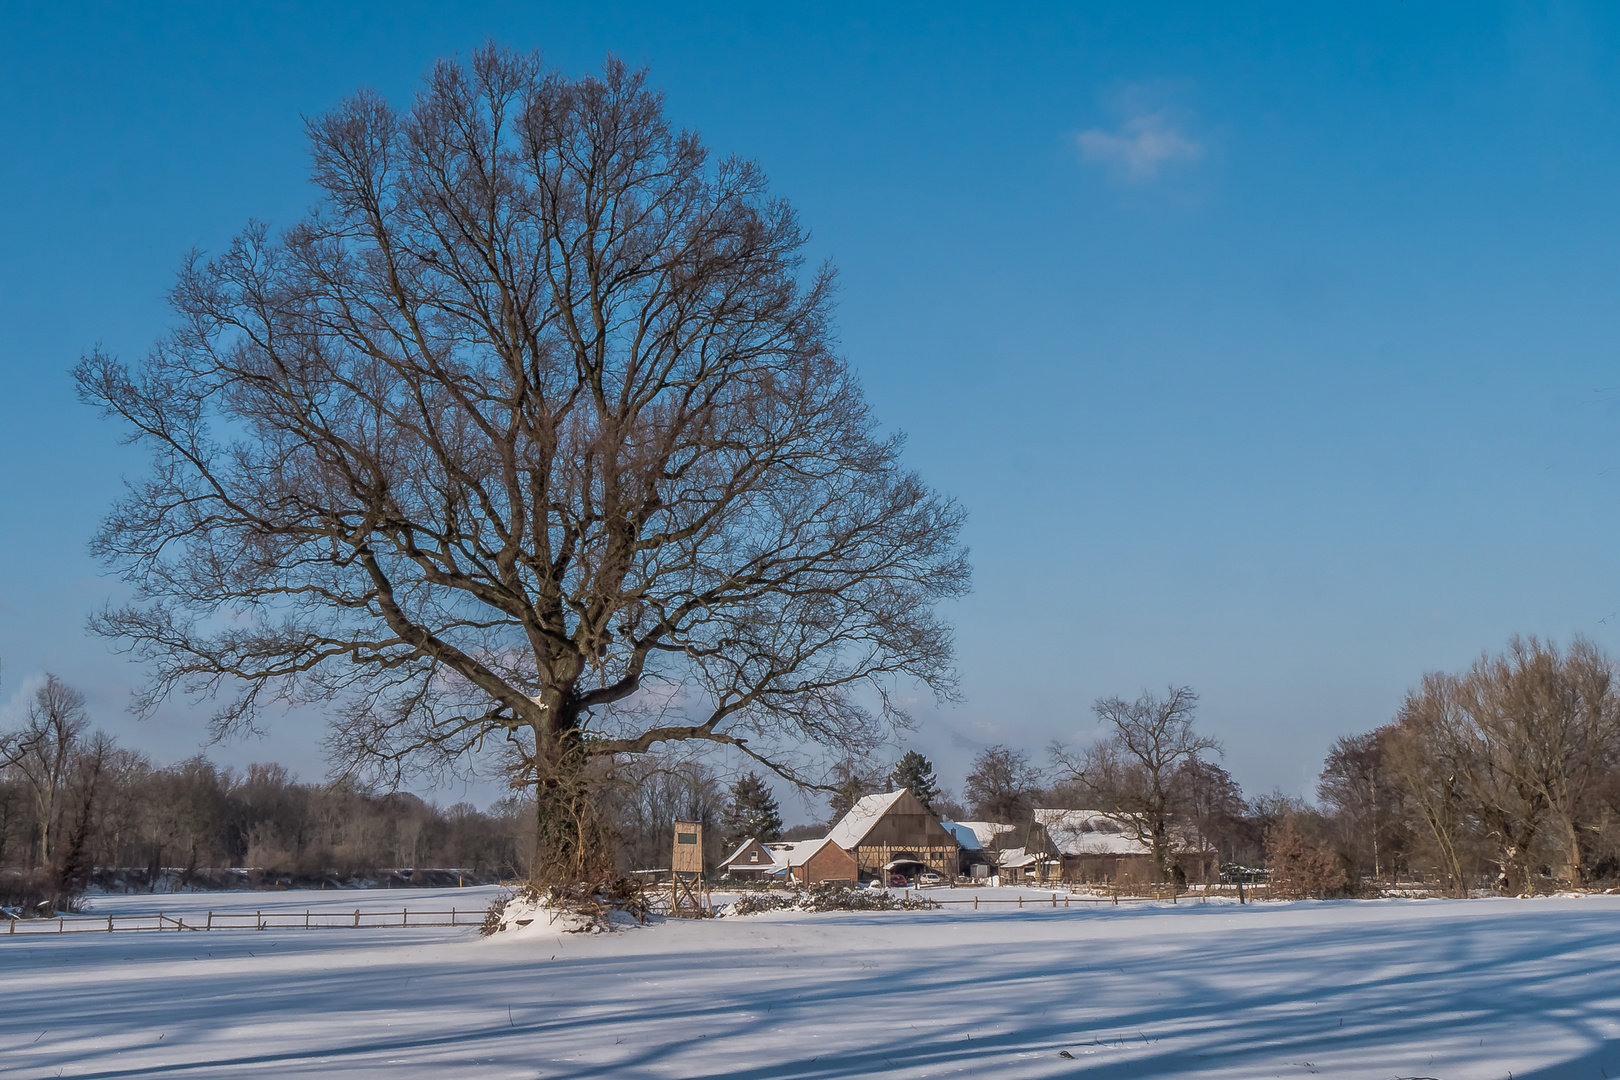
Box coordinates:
[718,837,860,884]
[826,790,962,882]
[1033,808,1217,885]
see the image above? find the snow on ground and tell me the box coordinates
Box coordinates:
[4,889,1620,1078]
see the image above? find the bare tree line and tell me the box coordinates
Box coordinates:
[932,637,1620,896]
[1,675,536,910]
[1316,635,1620,894]
[12,632,1618,908]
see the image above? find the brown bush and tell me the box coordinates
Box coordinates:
[1266,816,1349,899]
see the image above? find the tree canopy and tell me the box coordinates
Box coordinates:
[888,750,941,813]
[718,771,783,848]
[76,45,969,881]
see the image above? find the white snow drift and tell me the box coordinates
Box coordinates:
[3,888,1619,1078]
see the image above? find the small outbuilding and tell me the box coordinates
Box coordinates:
[718,836,859,884]
[772,838,859,885]
[719,838,780,879]
[941,820,1016,877]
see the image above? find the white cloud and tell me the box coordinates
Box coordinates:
[0,670,47,728]
[1076,109,1204,184]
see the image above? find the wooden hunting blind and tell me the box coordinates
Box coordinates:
[669,821,708,917]
[672,821,704,874]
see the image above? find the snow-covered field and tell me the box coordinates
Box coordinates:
[4,888,1619,1078]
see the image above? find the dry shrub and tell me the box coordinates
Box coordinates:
[1266,816,1349,899]
[0,869,87,918]
[725,884,941,915]
[481,875,653,936]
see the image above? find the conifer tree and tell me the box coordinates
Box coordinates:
[720,772,784,848]
[889,750,942,813]
[826,758,883,825]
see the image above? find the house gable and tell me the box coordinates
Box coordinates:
[720,838,777,872]
[795,840,858,884]
[827,789,961,877]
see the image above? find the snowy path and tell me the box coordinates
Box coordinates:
[3,892,1619,1078]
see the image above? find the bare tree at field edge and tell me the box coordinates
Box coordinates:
[76,45,970,886]
[1052,685,1219,883]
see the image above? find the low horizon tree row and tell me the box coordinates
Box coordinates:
[10,631,1620,907]
[806,635,1620,897]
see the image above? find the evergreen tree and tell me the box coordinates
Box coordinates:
[825,758,882,826]
[889,750,942,813]
[719,772,783,848]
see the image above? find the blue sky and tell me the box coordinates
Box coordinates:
[5,2,1620,815]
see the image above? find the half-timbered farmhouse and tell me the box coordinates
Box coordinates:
[826,790,961,881]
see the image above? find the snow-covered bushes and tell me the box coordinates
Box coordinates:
[723,884,942,916]
[482,878,653,935]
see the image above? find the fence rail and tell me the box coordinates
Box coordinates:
[911,885,1278,908]
[2,883,1312,936]
[2,908,482,936]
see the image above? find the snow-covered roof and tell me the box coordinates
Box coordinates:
[722,836,844,875]
[1033,808,1202,857]
[939,821,979,850]
[997,847,1040,869]
[766,838,836,868]
[1034,809,1150,856]
[946,821,1017,850]
[825,790,910,849]
[720,838,782,871]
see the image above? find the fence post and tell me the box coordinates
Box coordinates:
[256,910,262,931]
[108,916,113,933]
[452,907,456,926]
[1018,895,1023,909]
[157,913,163,932]
[354,909,360,928]
[403,908,408,927]
[207,911,213,931]
[1052,893,1056,908]
[59,916,64,933]
[974,896,978,910]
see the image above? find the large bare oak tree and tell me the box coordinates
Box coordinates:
[76,46,969,882]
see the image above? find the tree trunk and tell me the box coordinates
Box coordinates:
[1564,819,1583,886]
[528,721,613,887]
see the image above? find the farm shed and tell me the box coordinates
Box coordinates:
[719,839,779,879]
[995,846,1061,885]
[718,837,860,884]
[941,820,1017,876]
[1033,809,1217,885]
[773,838,859,884]
[826,790,961,881]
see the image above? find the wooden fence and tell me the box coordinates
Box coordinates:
[3,884,1291,936]
[918,884,1276,908]
[3,907,481,936]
